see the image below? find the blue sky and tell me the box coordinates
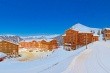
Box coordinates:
[0,0,110,35]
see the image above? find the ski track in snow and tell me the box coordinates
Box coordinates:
[63,41,110,73]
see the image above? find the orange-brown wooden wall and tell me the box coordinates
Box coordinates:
[0,41,18,55]
[19,39,58,51]
[63,29,99,50]
[63,29,78,50]
[103,29,110,40]
[78,33,93,46]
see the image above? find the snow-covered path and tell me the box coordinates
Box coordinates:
[63,41,110,73]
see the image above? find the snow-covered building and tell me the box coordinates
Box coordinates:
[78,33,93,46]
[103,28,110,40]
[19,40,39,49]
[0,40,18,56]
[19,39,58,51]
[92,35,99,42]
[38,39,58,51]
[62,29,78,50]
[62,23,99,50]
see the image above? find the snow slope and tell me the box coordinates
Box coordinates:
[0,52,7,58]
[63,41,110,73]
[0,46,86,73]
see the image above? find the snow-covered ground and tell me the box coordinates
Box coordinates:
[0,52,7,58]
[1,39,110,73]
[0,46,86,73]
[63,41,110,73]
[17,49,53,61]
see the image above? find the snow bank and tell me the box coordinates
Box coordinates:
[0,52,7,58]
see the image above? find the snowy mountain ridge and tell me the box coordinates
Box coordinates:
[0,35,23,44]
[21,34,60,40]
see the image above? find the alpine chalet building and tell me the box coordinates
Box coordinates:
[62,29,78,50]
[103,28,110,40]
[63,23,99,50]
[0,40,18,56]
[19,39,58,51]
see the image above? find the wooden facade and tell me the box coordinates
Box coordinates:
[103,28,110,40]
[63,29,78,50]
[19,39,58,51]
[38,39,58,51]
[78,33,93,46]
[50,39,58,49]
[0,40,18,56]
[63,29,99,50]
[19,40,38,49]
[92,36,99,42]
[38,40,48,51]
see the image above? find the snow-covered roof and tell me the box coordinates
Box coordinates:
[62,34,66,36]
[71,23,100,34]
[93,34,99,36]
[0,52,7,58]
[78,31,92,33]
[64,43,71,45]
[22,38,54,42]
[71,23,91,33]
[104,28,110,30]
[41,39,54,42]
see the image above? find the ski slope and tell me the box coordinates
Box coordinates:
[0,46,86,73]
[63,41,110,73]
